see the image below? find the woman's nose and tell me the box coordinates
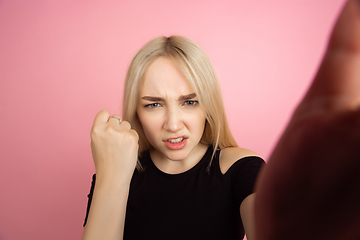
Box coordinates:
[163,107,184,132]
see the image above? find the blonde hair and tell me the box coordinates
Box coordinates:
[122,36,237,170]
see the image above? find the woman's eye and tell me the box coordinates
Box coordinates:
[145,103,161,108]
[184,100,198,106]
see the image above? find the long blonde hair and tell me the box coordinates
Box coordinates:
[122,36,237,169]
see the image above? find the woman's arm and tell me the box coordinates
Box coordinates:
[254,0,360,239]
[81,176,131,240]
[81,110,139,240]
[240,193,256,240]
[220,147,261,240]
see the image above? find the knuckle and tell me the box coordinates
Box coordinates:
[129,129,139,141]
[96,109,108,119]
[99,109,109,115]
[120,120,131,129]
[104,125,117,136]
[120,129,139,144]
[90,126,100,139]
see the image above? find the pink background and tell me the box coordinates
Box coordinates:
[0,0,346,239]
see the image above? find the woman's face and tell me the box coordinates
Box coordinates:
[136,57,206,163]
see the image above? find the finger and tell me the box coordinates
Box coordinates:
[107,117,131,130]
[108,114,122,125]
[298,0,360,115]
[129,129,139,141]
[119,120,131,130]
[93,109,110,126]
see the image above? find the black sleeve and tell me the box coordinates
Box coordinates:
[225,156,265,208]
[83,174,96,227]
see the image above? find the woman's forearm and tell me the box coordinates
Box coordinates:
[81,177,131,240]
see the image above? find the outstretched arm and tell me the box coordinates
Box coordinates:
[255,0,360,239]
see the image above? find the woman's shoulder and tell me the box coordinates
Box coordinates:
[219,147,261,174]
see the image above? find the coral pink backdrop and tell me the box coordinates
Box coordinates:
[0,0,346,239]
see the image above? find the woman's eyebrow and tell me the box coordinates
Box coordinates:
[179,93,196,100]
[141,96,164,101]
[141,93,196,102]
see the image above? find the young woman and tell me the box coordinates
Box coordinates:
[82,36,265,240]
[83,1,360,239]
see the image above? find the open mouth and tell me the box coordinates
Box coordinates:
[167,137,185,143]
[164,136,188,150]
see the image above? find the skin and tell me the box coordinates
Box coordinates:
[254,0,360,239]
[136,56,208,174]
[220,147,260,240]
[137,57,259,238]
[83,0,360,239]
[83,56,259,239]
[82,111,138,240]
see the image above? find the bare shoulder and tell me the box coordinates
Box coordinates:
[219,147,260,174]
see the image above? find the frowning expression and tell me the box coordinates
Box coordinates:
[136,57,206,163]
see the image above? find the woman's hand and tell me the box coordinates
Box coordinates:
[90,109,139,183]
[255,0,360,239]
[82,110,138,240]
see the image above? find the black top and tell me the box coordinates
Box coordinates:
[84,146,265,240]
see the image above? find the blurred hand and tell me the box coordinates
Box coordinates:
[255,0,360,239]
[90,110,139,182]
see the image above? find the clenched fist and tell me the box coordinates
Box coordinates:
[90,109,139,183]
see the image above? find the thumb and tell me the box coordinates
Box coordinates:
[296,0,360,116]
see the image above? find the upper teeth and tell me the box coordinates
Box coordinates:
[168,137,184,143]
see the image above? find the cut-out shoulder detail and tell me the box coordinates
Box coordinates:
[219,147,260,174]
